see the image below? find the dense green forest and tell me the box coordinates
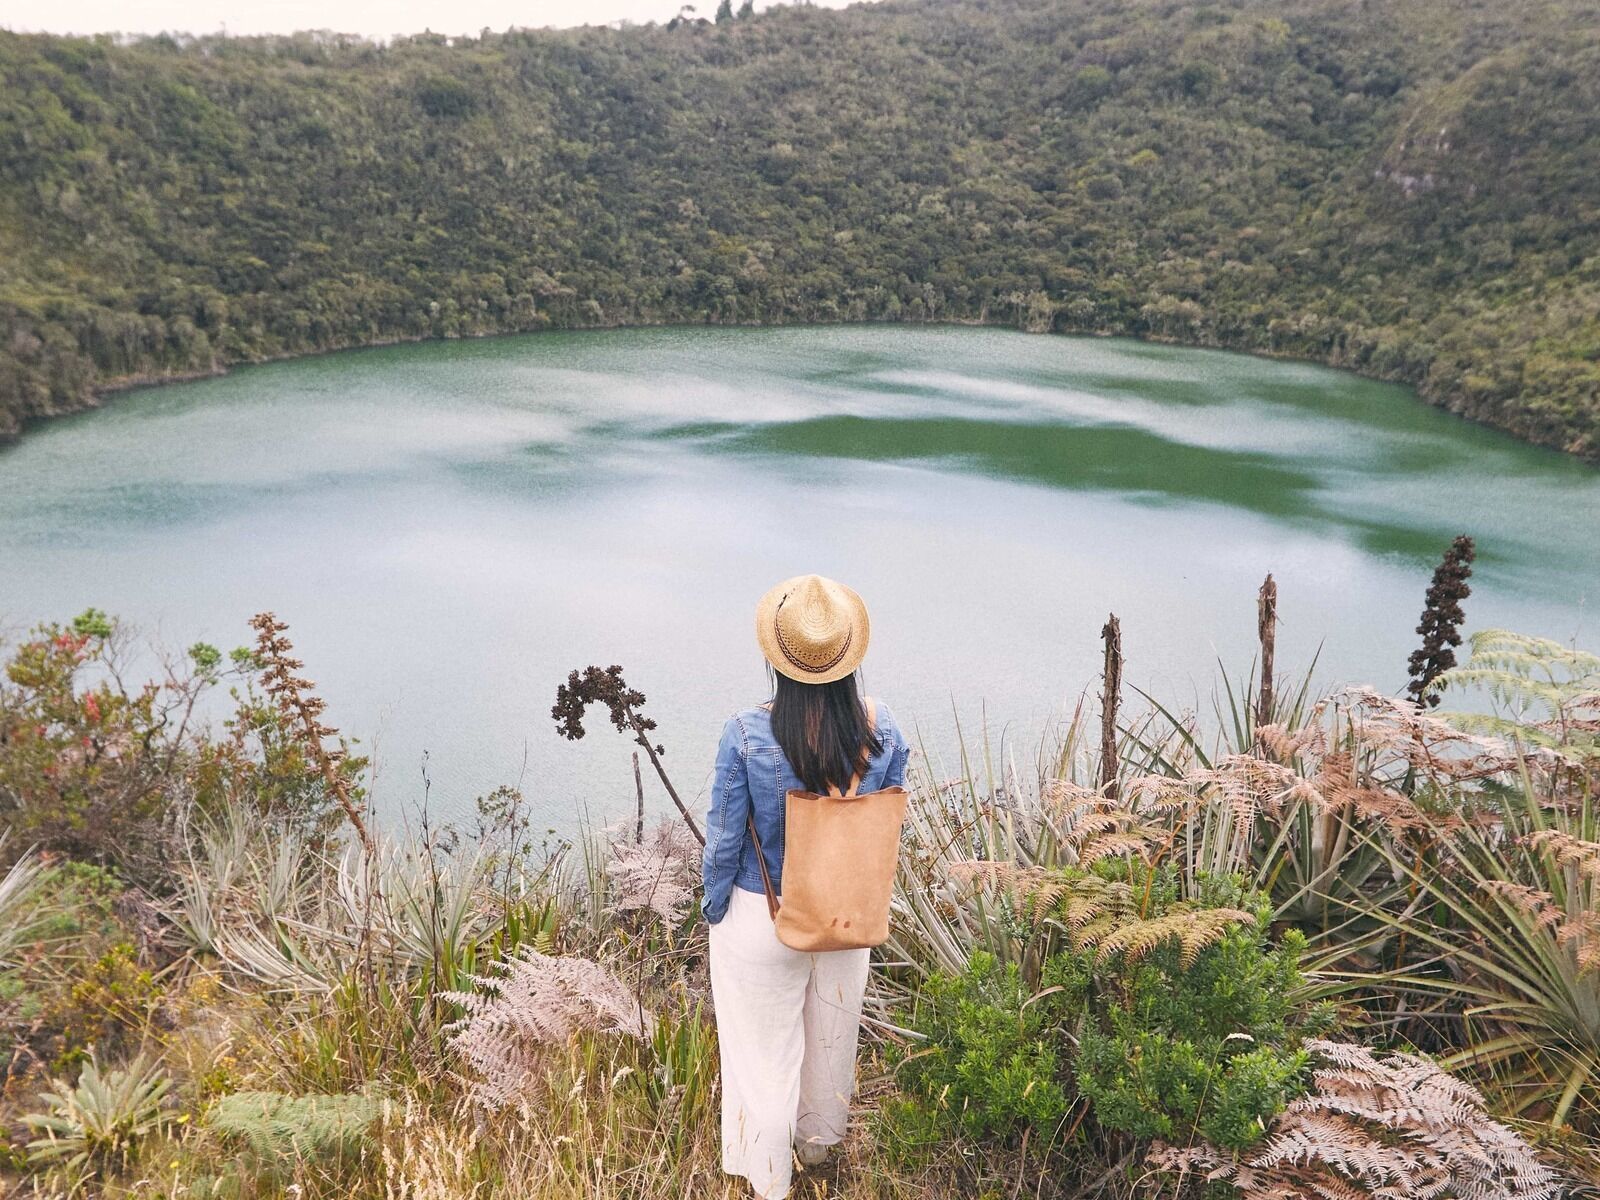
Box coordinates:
[1,0,1597,457]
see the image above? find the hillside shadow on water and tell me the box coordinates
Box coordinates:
[656,414,1464,562]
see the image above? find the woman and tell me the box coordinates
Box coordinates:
[702,574,911,1200]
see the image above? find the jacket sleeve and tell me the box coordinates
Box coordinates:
[701,715,750,925]
[881,706,912,789]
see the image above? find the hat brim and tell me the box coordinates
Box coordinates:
[755,575,871,685]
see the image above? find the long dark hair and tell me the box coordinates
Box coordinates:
[769,668,883,794]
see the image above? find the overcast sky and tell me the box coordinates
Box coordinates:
[2,0,862,39]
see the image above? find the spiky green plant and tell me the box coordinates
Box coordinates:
[23,1050,172,1178]
[1378,641,1600,1132]
[1381,773,1600,1131]
[0,832,45,965]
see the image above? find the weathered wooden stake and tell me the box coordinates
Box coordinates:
[633,750,645,844]
[1100,613,1122,801]
[1256,573,1278,733]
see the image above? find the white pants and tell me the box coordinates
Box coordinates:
[708,886,870,1200]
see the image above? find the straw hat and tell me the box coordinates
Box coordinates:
[756,574,871,685]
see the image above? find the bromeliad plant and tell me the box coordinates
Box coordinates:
[1374,635,1600,1133]
[23,1050,172,1181]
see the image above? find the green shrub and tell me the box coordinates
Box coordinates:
[892,950,1075,1142]
[0,613,362,882]
[895,863,1331,1158]
[1075,870,1328,1150]
[0,861,158,1076]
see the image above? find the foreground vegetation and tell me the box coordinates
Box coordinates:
[2,599,1598,1198]
[2,0,1598,456]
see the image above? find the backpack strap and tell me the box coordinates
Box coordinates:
[745,813,780,921]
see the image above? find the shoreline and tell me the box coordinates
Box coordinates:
[5,314,1593,468]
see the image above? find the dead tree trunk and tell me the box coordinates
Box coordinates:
[1256,573,1278,734]
[1100,613,1122,801]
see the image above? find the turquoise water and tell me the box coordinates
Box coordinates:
[2,325,1596,828]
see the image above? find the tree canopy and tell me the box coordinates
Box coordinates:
[1,0,1596,457]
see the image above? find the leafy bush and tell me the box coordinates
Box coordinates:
[895,863,1330,1159]
[891,951,1074,1143]
[1075,870,1325,1150]
[0,860,158,1079]
[0,612,366,881]
[0,612,184,872]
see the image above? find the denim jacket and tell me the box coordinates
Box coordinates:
[701,700,911,924]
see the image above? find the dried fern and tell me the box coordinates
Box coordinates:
[1149,1039,1561,1200]
[1256,721,1329,764]
[1043,778,1174,851]
[1340,686,1527,782]
[1096,905,1258,968]
[1191,753,1306,826]
[605,817,699,925]
[1478,831,1600,975]
[1055,873,1141,949]
[442,948,652,1109]
[1525,830,1600,883]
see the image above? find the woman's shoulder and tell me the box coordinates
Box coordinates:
[722,704,774,737]
[865,697,906,743]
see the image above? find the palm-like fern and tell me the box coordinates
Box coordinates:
[207,1090,381,1171]
[1432,629,1600,760]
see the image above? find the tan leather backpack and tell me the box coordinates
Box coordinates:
[746,699,908,952]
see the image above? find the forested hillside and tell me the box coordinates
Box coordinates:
[2,0,1597,457]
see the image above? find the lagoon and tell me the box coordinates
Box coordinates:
[2,325,1596,829]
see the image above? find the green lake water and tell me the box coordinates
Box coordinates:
[2,325,1596,829]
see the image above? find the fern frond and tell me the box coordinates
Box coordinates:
[442,948,651,1109]
[1122,774,1198,814]
[1524,830,1600,882]
[605,817,699,924]
[1148,1039,1560,1200]
[1077,830,1161,864]
[1096,906,1255,968]
[1256,721,1327,763]
[1480,880,1563,929]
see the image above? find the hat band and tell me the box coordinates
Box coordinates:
[774,616,853,676]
